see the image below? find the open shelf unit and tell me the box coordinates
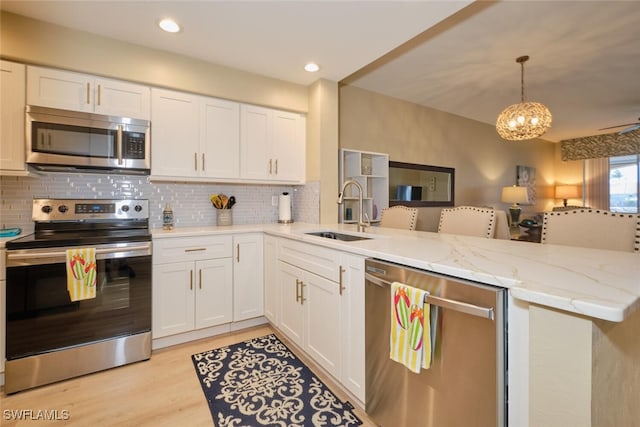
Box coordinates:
[339,148,389,224]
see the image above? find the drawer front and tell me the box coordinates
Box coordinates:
[278,238,340,282]
[153,235,232,264]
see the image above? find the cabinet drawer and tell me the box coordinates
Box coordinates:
[278,238,340,282]
[153,235,232,264]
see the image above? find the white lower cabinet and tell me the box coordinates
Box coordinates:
[275,238,365,401]
[152,236,233,338]
[233,233,264,321]
[339,253,366,402]
[263,235,278,323]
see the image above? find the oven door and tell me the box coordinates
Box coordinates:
[5,242,152,360]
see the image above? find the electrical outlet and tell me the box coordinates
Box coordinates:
[272,195,278,206]
[429,177,436,191]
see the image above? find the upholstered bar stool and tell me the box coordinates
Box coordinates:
[379,205,418,231]
[437,206,496,238]
[541,209,640,252]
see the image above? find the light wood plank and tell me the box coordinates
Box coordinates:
[1,325,374,426]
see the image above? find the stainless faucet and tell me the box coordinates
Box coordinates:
[337,179,370,232]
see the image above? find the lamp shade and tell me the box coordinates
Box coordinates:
[501,186,529,205]
[555,184,581,199]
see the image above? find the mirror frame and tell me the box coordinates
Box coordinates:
[389,161,455,207]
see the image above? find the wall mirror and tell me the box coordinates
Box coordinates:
[389,161,455,207]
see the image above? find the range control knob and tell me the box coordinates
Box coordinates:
[41,205,53,214]
[58,205,69,213]
[134,205,143,212]
[121,205,130,212]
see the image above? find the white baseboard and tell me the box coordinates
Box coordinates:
[152,317,268,350]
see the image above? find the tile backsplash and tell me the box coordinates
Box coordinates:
[0,173,320,233]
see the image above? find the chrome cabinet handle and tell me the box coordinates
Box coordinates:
[202,153,205,171]
[48,133,52,148]
[184,248,206,253]
[269,159,273,174]
[236,244,240,262]
[86,82,91,104]
[199,269,202,289]
[295,278,301,302]
[116,125,123,165]
[194,152,198,171]
[190,270,193,290]
[339,266,346,296]
[275,159,278,175]
[97,84,101,106]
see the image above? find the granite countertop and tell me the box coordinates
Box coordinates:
[153,223,640,322]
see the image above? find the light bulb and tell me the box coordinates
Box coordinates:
[304,63,320,72]
[159,18,180,33]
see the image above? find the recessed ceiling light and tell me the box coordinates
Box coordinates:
[159,18,180,33]
[304,62,320,73]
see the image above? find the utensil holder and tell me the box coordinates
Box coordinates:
[216,210,233,226]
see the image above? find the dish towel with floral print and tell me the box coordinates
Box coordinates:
[390,281,432,373]
[66,247,97,301]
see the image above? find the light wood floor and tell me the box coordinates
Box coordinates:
[0,325,376,427]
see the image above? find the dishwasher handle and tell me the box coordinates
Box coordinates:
[365,272,495,320]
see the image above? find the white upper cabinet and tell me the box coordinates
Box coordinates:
[27,66,150,120]
[151,88,200,177]
[200,97,240,179]
[151,88,241,180]
[240,104,305,183]
[0,60,27,173]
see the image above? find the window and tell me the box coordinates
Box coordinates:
[609,154,639,213]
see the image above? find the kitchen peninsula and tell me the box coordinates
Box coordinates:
[152,222,640,427]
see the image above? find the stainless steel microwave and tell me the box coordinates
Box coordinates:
[26,105,150,174]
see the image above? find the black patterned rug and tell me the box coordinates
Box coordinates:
[192,334,363,427]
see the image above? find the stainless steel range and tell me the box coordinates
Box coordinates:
[4,199,152,394]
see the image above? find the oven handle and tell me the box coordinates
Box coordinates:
[7,243,151,266]
[365,272,495,320]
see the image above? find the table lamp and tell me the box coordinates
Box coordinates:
[555,184,581,207]
[501,185,529,226]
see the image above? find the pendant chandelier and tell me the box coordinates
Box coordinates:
[496,55,552,141]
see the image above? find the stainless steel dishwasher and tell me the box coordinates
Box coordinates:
[365,258,506,427]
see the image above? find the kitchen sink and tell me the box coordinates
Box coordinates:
[305,231,372,242]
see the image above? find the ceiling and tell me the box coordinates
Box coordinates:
[2,1,639,142]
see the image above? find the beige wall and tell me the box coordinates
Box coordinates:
[0,11,307,112]
[339,85,578,230]
[307,79,339,223]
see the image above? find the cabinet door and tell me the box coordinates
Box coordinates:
[240,104,272,180]
[304,271,342,379]
[272,110,305,183]
[27,66,93,113]
[201,97,240,179]
[233,234,264,321]
[263,235,278,324]
[94,78,150,120]
[151,88,199,177]
[339,253,366,402]
[195,258,233,329]
[152,262,195,338]
[0,61,26,172]
[277,261,304,347]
